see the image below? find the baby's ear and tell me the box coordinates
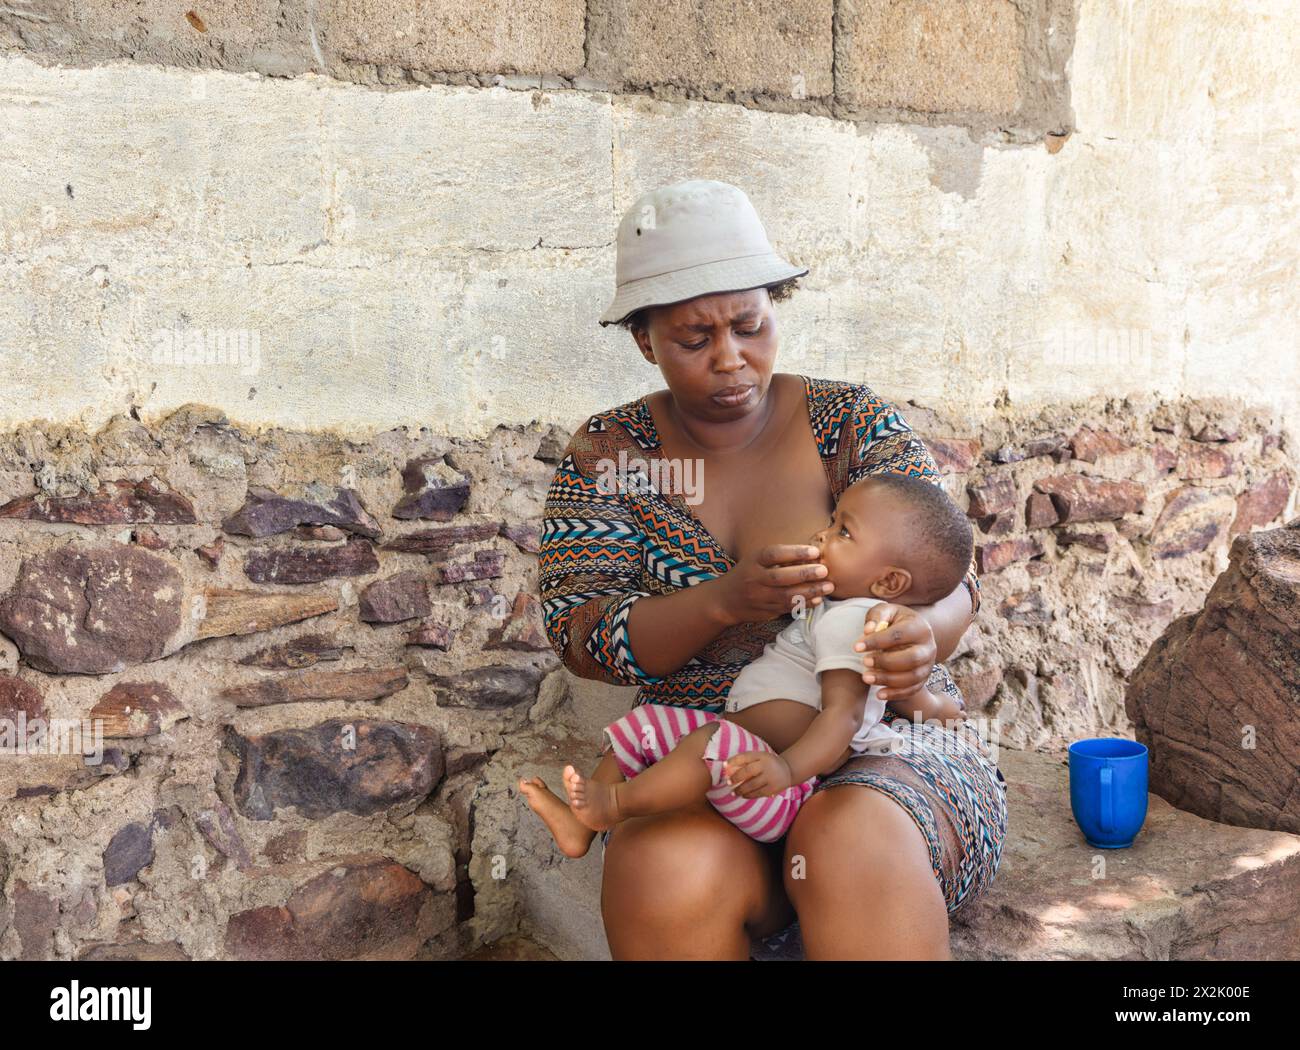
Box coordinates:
[870,568,912,601]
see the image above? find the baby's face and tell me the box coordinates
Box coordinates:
[808,481,907,600]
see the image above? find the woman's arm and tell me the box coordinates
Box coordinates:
[620,582,733,679]
[842,385,980,702]
[539,426,669,687]
[905,580,975,664]
[628,544,839,678]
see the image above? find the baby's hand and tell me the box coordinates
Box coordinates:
[723,751,793,798]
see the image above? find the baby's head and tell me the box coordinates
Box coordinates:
[810,475,974,605]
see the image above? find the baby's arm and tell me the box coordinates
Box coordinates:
[887,685,963,725]
[725,674,867,798]
[773,670,870,785]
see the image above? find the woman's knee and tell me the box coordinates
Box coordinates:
[601,808,776,958]
[607,809,773,913]
[783,787,950,959]
[783,787,939,902]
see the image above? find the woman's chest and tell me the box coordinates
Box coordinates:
[694,456,834,562]
[638,376,840,570]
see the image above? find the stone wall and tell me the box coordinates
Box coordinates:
[0,395,1292,959]
[0,407,566,959]
[922,395,1296,751]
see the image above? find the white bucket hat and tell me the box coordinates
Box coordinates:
[598,179,808,327]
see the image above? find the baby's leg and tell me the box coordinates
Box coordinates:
[520,751,626,859]
[698,718,820,842]
[566,713,724,832]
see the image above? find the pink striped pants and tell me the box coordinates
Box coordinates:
[602,704,818,844]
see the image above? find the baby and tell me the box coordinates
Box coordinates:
[521,473,975,855]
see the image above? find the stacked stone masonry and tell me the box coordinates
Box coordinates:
[0,394,1292,959]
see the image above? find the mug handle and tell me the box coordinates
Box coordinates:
[1099,765,1114,833]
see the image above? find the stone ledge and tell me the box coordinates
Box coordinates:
[473,725,1300,960]
[953,749,1300,960]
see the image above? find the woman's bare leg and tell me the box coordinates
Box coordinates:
[601,802,793,960]
[784,785,951,960]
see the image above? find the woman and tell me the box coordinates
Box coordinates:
[531,180,1007,959]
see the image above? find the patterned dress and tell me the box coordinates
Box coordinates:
[539,375,1007,918]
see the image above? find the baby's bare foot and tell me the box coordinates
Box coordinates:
[518,775,596,858]
[562,764,622,832]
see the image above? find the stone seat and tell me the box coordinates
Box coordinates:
[472,722,1300,960]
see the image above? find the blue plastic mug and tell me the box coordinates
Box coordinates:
[1068,738,1148,848]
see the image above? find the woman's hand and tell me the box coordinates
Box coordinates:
[709,543,833,627]
[853,603,937,701]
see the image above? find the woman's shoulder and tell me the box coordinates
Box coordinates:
[801,375,901,416]
[798,375,914,458]
[554,393,659,476]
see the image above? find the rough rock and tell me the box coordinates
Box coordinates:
[0,674,45,721]
[501,522,542,553]
[1025,491,1060,529]
[222,485,380,539]
[243,535,379,584]
[238,632,350,668]
[1069,427,1131,463]
[392,456,471,521]
[427,665,545,709]
[90,681,187,737]
[1033,475,1146,524]
[1231,472,1291,536]
[227,719,444,820]
[998,591,1053,625]
[194,537,224,568]
[966,473,1016,521]
[218,667,409,708]
[924,437,981,475]
[224,856,442,961]
[1147,486,1237,559]
[406,622,455,650]
[359,571,432,623]
[1055,528,1116,553]
[485,593,550,651]
[1126,520,1300,832]
[976,536,1044,574]
[103,819,157,886]
[194,801,253,871]
[382,523,501,553]
[1177,441,1235,479]
[195,588,338,640]
[0,477,197,524]
[0,545,183,673]
[11,880,59,960]
[433,550,506,584]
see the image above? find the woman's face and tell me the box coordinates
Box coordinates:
[632,288,779,422]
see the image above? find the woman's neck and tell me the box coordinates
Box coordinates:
[665,375,783,455]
